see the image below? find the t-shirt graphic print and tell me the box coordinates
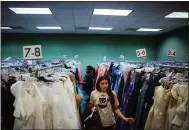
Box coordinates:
[90,90,119,127]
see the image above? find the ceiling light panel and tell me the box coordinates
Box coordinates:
[93,9,133,16]
[1,27,12,29]
[9,8,52,14]
[165,12,188,18]
[89,27,113,30]
[137,28,162,32]
[37,26,62,29]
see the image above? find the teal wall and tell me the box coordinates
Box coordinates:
[156,27,188,62]
[2,26,188,77]
[2,34,158,77]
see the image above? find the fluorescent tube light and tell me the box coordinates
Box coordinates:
[165,12,188,18]
[9,8,52,14]
[37,26,62,29]
[89,27,113,30]
[137,28,162,32]
[1,27,12,29]
[93,9,133,16]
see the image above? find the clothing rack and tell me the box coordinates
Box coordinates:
[98,60,188,72]
[155,63,188,69]
[38,64,64,71]
[119,60,188,66]
[1,65,35,69]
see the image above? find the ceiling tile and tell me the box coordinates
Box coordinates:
[76,29,88,33]
[116,2,136,10]
[1,1,188,35]
[62,26,75,31]
[36,30,64,33]
[2,1,51,8]
[74,15,91,27]
[89,22,104,27]
[130,2,164,10]
[1,8,29,26]
[89,15,109,27]
[103,20,120,27]
[48,2,73,9]
[90,15,108,22]
[114,17,139,27]
[74,15,91,21]
[72,8,94,15]
[50,8,72,15]
[22,15,56,20]
[152,19,189,27]
[71,2,94,9]
[54,14,73,21]
[58,19,75,26]
[94,2,118,9]
[75,21,90,27]
[106,16,126,21]
[129,10,171,18]
[20,15,59,26]
[1,29,32,33]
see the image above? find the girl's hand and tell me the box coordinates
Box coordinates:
[125,118,135,125]
[92,107,96,112]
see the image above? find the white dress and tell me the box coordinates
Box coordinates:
[38,84,53,129]
[11,76,81,129]
[11,81,46,129]
[50,76,80,129]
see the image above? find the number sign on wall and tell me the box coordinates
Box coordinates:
[167,49,176,57]
[23,45,42,60]
[136,48,147,57]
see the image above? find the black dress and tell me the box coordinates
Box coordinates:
[83,72,94,98]
[1,78,16,129]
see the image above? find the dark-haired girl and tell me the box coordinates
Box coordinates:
[90,76,135,129]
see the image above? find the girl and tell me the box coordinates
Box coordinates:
[90,76,135,129]
[82,65,95,98]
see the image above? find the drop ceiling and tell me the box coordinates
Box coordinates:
[1,1,189,35]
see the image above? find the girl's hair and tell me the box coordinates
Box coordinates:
[96,76,115,114]
[86,65,95,74]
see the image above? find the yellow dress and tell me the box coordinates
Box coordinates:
[171,84,188,129]
[145,85,171,129]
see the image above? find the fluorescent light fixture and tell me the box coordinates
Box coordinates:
[89,27,113,30]
[37,26,62,29]
[137,28,162,32]
[9,8,52,14]
[93,9,133,16]
[165,12,188,18]
[1,27,12,29]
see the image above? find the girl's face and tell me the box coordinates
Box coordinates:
[99,79,109,92]
[86,68,91,74]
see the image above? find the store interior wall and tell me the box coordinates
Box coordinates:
[1,26,188,77]
[156,26,188,62]
[1,34,158,77]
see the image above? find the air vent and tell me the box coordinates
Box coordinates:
[75,27,88,30]
[124,28,137,31]
[10,26,25,29]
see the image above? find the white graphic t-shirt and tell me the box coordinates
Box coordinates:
[90,90,119,127]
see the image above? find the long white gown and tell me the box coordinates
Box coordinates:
[51,76,80,129]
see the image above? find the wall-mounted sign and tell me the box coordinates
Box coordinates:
[120,55,125,60]
[167,49,176,57]
[103,56,107,62]
[23,45,42,60]
[136,48,147,57]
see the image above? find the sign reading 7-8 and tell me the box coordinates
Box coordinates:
[23,45,42,60]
